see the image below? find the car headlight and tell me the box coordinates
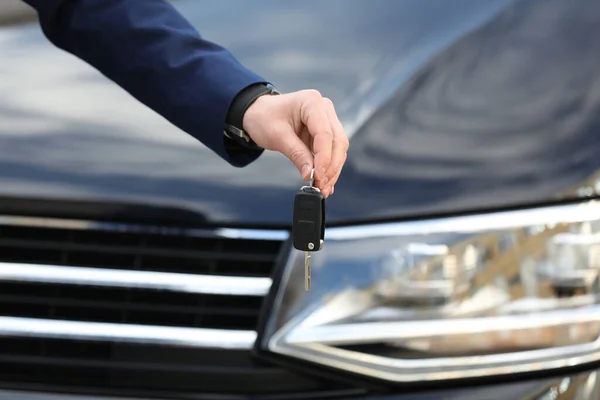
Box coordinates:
[259,200,600,382]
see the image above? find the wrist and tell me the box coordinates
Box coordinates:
[224,83,280,149]
[242,93,269,134]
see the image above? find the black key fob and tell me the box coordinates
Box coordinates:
[292,186,325,252]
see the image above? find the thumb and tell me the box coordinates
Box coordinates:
[274,127,314,181]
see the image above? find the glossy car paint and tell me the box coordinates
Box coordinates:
[2,0,599,226]
[1,0,600,398]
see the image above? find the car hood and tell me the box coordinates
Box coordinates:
[1,0,599,227]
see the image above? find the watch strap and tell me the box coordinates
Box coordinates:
[224,83,280,148]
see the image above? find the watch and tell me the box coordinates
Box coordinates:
[224,83,281,149]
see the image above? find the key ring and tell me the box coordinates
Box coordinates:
[300,168,320,192]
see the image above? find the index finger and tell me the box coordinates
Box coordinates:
[299,91,333,183]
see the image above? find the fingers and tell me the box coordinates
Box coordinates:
[321,97,348,197]
[271,123,314,180]
[298,90,333,183]
[241,89,348,193]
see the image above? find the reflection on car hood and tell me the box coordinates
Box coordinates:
[0,0,599,227]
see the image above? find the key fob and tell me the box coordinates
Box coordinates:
[292,186,325,252]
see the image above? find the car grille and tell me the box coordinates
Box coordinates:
[0,214,338,397]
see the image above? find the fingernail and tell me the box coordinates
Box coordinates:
[301,164,311,180]
[325,185,331,196]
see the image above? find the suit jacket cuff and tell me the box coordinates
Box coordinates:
[204,73,269,168]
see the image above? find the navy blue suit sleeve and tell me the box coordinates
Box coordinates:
[22,0,268,167]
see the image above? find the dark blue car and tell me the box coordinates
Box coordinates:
[1,0,600,398]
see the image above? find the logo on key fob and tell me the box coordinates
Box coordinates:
[292,169,325,291]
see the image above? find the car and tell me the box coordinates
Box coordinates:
[1,0,600,399]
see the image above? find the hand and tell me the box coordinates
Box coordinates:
[242,89,349,198]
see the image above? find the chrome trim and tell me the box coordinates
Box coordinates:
[0,214,278,352]
[0,215,290,241]
[285,305,600,347]
[0,317,256,349]
[325,200,600,240]
[265,199,600,382]
[0,262,272,296]
[217,227,289,241]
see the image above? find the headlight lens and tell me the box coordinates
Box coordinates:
[260,200,600,382]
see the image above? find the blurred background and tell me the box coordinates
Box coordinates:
[0,1,35,27]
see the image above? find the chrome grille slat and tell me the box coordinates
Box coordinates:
[0,212,346,397]
[0,213,290,393]
[0,215,289,241]
[0,214,288,349]
[0,262,272,296]
[0,317,257,349]
[0,222,283,277]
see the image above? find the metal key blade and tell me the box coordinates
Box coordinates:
[304,251,311,291]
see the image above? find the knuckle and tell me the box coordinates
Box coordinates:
[322,97,334,108]
[288,147,307,164]
[341,137,350,150]
[340,150,348,163]
[303,89,322,102]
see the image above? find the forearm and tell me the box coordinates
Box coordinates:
[23,0,267,166]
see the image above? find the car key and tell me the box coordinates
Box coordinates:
[292,168,325,291]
